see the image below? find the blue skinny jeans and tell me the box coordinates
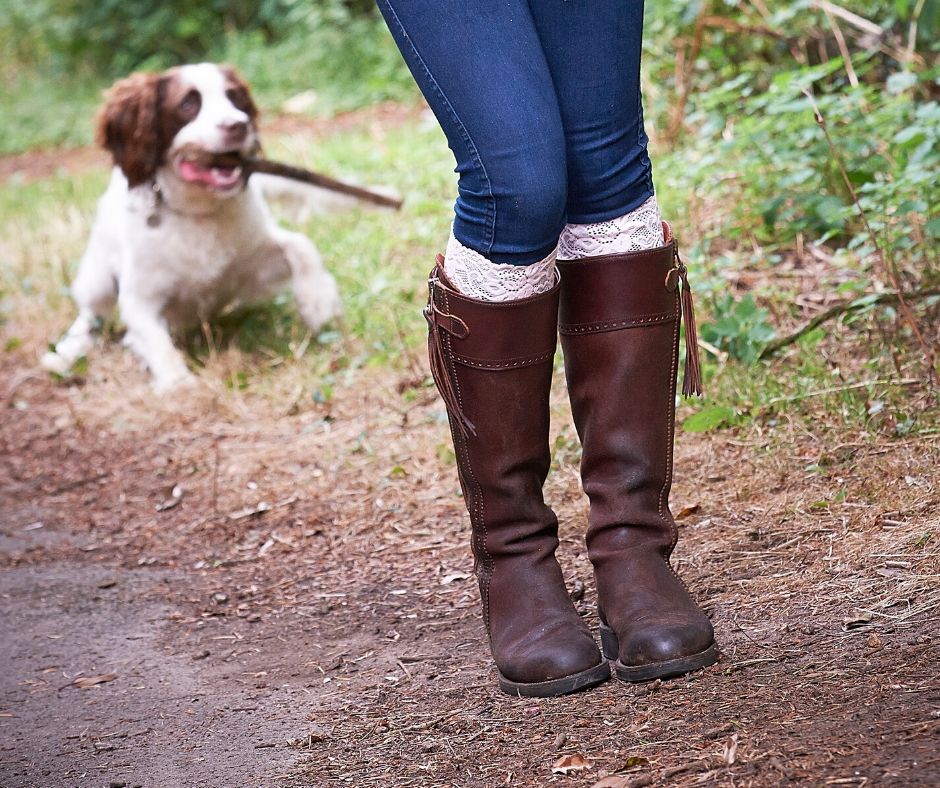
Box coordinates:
[377,0,655,265]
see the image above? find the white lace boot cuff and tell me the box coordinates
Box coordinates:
[558,194,665,259]
[443,233,558,302]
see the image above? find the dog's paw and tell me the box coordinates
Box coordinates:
[151,369,198,394]
[40,351,73,376]
[296,272,342,333]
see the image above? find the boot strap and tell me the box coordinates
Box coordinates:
[425,274,477,438]
[670,247,704,397]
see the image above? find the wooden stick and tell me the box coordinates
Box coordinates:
[237,156,403,210]
[810,0,883,37]
[821,5,859,87]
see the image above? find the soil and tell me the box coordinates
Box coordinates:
[1,347,938,788]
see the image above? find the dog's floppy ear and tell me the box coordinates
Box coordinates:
[95,71,168,188]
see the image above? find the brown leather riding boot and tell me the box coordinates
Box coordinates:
[557,225,718,682]
[425,259,609,697]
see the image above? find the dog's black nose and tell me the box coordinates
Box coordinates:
[221,120,249,144]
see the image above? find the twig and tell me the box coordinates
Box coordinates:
[801,89,938,387]
[240,156,403,210]
[810,1,883,38]
[905,0,927,65]
[761,378,920,406]
[47,471,109,496]
[200,319,217,363]
[759,288,940,359]
[211,437,220,517]
[810,0,919,64]
[821,6,859,87]
[702,16,778,37]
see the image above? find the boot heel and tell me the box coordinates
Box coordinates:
[599,621,619,660]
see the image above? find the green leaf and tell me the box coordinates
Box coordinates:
[683,406,736,433]
[814,196,847,228]
[886,71,918,95]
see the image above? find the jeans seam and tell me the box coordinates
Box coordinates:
[636,73,654,197]
[378,0,496,255]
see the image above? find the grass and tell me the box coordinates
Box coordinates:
[0,75,100,154]
[0,42,936,444]
[0,12,417,156]
[0,106,452,403]
[2,103,937,442]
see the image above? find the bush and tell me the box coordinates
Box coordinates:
[646,0,939,271]
[5,0,386,77]
[0,0,415,152]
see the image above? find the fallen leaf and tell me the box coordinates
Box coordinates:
[229,501,271,520]
[623,755,650,768]
[592,777,630,788]
[552,753,593,774]
[675,503,701,519]
[569,580,586,602]
[843,614,872,630]
[156,484,183,512]
[722,733,739,765]
[72,673,117,689]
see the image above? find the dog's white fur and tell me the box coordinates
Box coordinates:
[43,63,342,391]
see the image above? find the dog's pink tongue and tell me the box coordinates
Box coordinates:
[179,160,240,189]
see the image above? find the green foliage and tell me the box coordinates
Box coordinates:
[682,405,738,432]
[7,0,382,76]
[676,66,939,261]
[644,0,939,388]
[647,1,939,257]
[700,293,776,363]
[0,0,414,154]
[216,6,415,113]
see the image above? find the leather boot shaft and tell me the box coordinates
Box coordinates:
[425,261,608,695]
[558,227,717,680]
[559,237,682,559]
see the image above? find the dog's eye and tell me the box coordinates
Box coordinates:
[226,87,251,113]
[178,90,201,119]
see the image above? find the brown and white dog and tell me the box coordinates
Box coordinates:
[43,63,343,391]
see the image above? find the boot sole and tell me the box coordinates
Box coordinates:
[497,659,611,698]
[600,622,719,683]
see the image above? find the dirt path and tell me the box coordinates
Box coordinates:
[1,349,938,787]
[0,563,309,786]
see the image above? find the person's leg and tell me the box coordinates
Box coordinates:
[528,0,664,257]
[531,1,717,681]
[377,0,609,696]
[376,0,565,280]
